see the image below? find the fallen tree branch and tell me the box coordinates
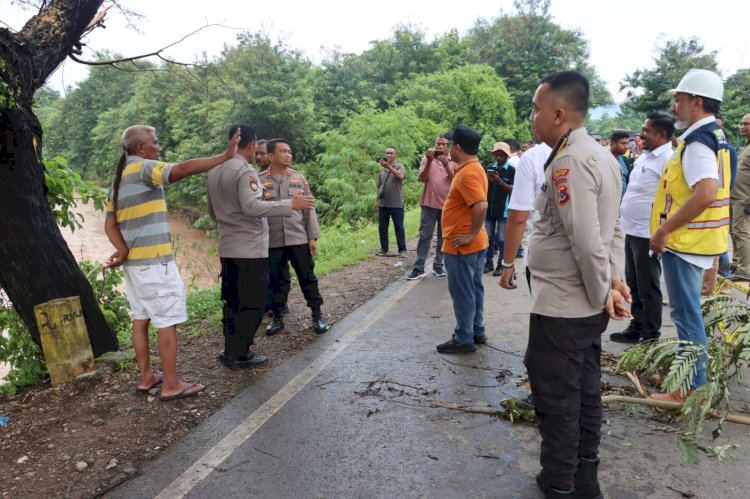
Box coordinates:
[625,371,647,398]
[602,395,750,425]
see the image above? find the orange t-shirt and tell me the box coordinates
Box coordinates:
[441,158,489,255]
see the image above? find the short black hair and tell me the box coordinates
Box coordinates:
[609,130,630,142]
[267,138,291,153]
[646,112,675,139]
[256,139,268,148]
[541,71,590,115]
[503,139,520,152]
[229,124,257,149]
[701,97,721,115]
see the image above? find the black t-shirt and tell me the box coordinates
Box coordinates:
[485,162,515,218]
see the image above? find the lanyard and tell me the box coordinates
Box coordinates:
[543,128,573,171]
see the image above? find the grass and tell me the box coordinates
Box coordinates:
[315,207,421,275]
[180,208,421,334]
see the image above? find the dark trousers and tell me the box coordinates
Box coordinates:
[624,235,662,337]
[269,244,323,313]
[220,257,268,357]
[378,206,406,252]
[525,312,610,490]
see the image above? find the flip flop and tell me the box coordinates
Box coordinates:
[136,373,164,393]
[159,383,205,402]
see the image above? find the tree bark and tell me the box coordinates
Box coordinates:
[0,0,117,356]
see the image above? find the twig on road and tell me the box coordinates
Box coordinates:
[602,395,750,425]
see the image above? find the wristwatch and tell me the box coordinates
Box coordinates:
[500,260,515,269]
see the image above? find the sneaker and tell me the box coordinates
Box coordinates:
[483,262,494,274]
[407,268,426,280]
[473,336,487,344]
[398,250,408,258]
[433,268,447,277]
[375,249,390,257]
[436,338,476,354]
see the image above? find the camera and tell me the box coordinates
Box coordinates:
[379,156,388,163]
[434,150,444,158]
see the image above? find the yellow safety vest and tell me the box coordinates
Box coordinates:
[650,122,730,256]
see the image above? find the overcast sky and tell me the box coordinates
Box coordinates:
[3,0,749,102]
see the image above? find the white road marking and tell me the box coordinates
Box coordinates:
[156,279,418,498]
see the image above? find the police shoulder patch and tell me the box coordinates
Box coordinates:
[557,184,570,205]
[249,177,259,192]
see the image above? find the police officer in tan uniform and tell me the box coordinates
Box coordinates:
[526,72,631,498]
[263,138,328,335]
[206,125,315,369]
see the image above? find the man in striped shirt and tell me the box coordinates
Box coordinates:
[104,125,240,401]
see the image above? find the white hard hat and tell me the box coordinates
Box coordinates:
[669,69,724,102]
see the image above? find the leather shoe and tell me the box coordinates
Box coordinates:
[312,314,329,334]
[436,338,476,354]
[536,471,574,497]
[266,316,284,335]
[218,351,269,370]
[473,336,487,344]
[609,322,641,343]
[650,388,692,403]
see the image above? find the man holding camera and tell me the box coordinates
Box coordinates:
[375,147,407,257]
[407,135,456,280]
[436,124,489,354]
[484,142,515,275]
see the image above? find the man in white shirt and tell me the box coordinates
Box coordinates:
[610,113,674,344]
[498,140,552,290]
[649,69,731,403]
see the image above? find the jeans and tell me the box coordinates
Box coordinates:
[484,215,506,265]
[444,249,487,345]
[662,251,707,389]
[718,251,731,278]
[378,206,406,253]
[624,235,662,337]
[413,206,443,273]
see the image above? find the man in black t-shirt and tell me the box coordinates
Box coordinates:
[484,141,515,275]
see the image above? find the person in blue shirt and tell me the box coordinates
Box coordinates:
[609,130,631,197]
[483,141,515,275]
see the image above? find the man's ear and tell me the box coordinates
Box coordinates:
[553,106,567,126]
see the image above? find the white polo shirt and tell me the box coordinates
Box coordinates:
[620,142,672,238]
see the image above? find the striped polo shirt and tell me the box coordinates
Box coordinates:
[106,156,175,267]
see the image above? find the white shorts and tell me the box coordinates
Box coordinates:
[123,261,187,328]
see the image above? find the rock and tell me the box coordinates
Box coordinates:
[16,456,28,464]
[105,458,118,470]
[123,466,138,476]
[73,371,102,386]
[91,419,105,427]
[75,462,88,472]
[95,350,134,372]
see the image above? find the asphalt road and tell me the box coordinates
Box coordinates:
[108,261,750,499]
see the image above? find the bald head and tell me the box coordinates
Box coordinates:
[741,114,750,140]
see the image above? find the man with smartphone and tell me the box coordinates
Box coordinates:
[407,135,456,279]
[375,147,407,257]
[483,142,515,275]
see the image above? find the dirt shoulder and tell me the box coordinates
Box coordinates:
[0,250,413,498]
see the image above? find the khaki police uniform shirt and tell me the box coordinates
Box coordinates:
[206,154,293,259]
[528,127,625,318]
[732,145,750,201]
[262,168,321,249]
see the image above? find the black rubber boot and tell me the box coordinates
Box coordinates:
[536,471,574,498]
[311,306,329,334]
[573,457,603,499]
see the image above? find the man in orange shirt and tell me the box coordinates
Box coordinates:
[437,124,490,354]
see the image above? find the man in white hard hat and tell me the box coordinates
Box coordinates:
[649,69,732,402]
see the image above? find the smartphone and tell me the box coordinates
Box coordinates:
[434,150,444,158]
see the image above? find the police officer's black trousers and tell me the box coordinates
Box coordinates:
[268,244,323,314]
[525,312,610,490]
[220,257,268,357]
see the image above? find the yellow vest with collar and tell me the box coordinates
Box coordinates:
[649,122,730,256]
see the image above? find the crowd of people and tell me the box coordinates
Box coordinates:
[102,66,749,497]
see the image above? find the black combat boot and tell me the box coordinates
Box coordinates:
[573,457,603,499]
[266,310,285,336]
[311,306,329,334]
[536,471,574,498]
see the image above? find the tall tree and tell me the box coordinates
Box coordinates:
[0,1,117,355]
[465,0,611,120]
[721,68,750,145]
[620,37,718,115]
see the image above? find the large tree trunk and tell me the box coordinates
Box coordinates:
[0,0,117,356]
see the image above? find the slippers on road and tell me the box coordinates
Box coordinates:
[159,383,205,402]
[136,373,164,393]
